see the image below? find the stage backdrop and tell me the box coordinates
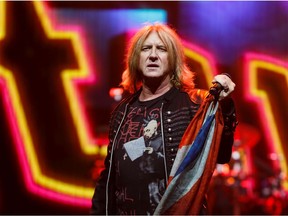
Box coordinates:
[0,1,287,214]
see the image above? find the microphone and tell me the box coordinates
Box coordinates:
[209,73,231,96]
[209,82,223,96]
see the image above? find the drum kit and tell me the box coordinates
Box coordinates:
[207,123,288,215]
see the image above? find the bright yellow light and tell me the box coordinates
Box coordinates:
[0,1,95,203]
[184,44,216,87]
[0,1,5,40]
[33,1,100,156]
[247,56,288,189]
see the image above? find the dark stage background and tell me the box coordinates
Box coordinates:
[0,1,287,215]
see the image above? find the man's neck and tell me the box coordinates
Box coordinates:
[139,82,172,101]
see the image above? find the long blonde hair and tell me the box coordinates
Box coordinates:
[120,23,195,93]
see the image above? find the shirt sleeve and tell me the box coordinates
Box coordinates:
[217,97,238,164]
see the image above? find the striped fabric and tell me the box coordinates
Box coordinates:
[154,95,224,215]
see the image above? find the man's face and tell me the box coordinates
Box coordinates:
[139,31,170,80]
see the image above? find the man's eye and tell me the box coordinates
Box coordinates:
[141,47,150,51]
[158,46,167,52]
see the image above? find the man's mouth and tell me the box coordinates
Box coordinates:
[147,64,159,68]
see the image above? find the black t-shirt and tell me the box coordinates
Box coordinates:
[113,92,169,215]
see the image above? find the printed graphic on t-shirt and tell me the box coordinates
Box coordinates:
[114,103,165,215]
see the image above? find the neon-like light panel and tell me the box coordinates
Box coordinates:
[40,3,104,156]
[244,52,288,190]
[0,1,93,206]
[183,41,218,86]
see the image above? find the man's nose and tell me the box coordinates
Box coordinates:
[149,56,158,61]
[149,47,158,61]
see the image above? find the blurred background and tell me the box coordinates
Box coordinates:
[0,1,287,214]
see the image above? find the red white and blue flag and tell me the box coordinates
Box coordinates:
[154,95,224,215]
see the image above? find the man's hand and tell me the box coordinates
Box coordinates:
[212,74,236,100]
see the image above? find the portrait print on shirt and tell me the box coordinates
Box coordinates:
[124,115,165,213]
[115,101,166,215]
